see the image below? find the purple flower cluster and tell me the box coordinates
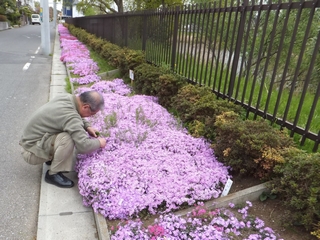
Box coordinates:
[111,202,283,239]
[58,24,100,84]
[74,79,230,219]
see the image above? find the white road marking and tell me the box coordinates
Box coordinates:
[23,63,31,71]
[35,47,40,54]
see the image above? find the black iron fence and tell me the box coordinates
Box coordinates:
[67,0,320,152]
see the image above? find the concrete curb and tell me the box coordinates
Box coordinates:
[97,69,119,80]
[94,212,111,240]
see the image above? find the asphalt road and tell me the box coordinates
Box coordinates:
[0,23,55,240]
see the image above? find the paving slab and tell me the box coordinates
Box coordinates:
[37,24,98,240]
[51,68,68,75]
[52,64,67,74]
[37,211,98,240]
[51,74,67,86]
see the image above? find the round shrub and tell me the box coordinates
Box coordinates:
[100,42,121,63]
[171,84,244,141]
[155,74,187,109]
[213,113,295,180]
[134,63,166,95]
[271,150,320,231]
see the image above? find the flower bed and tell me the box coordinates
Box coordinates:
[58,24,284,239]
[74,80,230,219]
[110,202,281,239]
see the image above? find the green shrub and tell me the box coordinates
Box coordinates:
[100,42,122,64]
[155,74,187,109]
[213,113,295,179]
[134,63,167,95]
[270,150,320,231]
[114,48,145,76]
[68,25,89,44]
[171,85,244,140]
[88,36,106,52]
[171,84,213,122]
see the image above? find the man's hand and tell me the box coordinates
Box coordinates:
[87,126,98,137]
[98,138,106,148]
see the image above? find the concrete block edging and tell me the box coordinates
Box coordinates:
[94,183,269,240]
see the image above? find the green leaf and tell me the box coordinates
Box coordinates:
[260,192,268,202]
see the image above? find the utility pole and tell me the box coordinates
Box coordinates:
[40,0,51,55]
[53,0,57,28]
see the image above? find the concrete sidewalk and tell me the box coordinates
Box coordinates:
[36,25,99,240]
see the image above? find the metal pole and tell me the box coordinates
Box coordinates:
[40,0,44,50]
[40,0,51,55]
[53,0,57,28]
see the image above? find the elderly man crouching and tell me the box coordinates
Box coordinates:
[19,91,106,188]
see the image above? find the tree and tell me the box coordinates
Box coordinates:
[76,0,183,15]
[0,0,18,15]
[0,0,20,24]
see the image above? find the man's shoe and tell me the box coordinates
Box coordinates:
[45,170,74,188]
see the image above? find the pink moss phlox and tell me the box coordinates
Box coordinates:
[75,85,230,219]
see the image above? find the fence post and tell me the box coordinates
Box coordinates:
[171,6,180,70]
[228,0,248,97]
[142,13,148,51]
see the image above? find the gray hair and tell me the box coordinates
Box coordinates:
[79,91,104,112]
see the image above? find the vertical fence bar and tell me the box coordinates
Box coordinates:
[191,4,202,83]
[248,1,272,119]
[243,0,263,117]
[124,15,128,47]
[176,6,185,75]
[187,5,197,82]
[142,13,148,51]
[254,0,281,118]
[220,0,233,96]
[235,0,254,101]
[264,0,293,119]
[182,5,191,78]
[273,1,304,124]
[159,8,166,65]
[225,0,238,100]
[203,3,214,86]
[196,4,207,86]
[215,0,227,94]
[156,9,164,66]
[154,9,161,65]
[211,1,221,92]
[171,6,180,71]
[200,3,211,86]
[165,7,173,65]
[254,0,279,119]
[293,28,320,142]
[282,2,316,127]
[206,2,217,88]
[303,79,320,149]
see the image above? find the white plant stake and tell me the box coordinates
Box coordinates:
[221,178,233,197]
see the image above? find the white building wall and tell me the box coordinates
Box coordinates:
[72,0,84,17]
[25,0,36,11]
